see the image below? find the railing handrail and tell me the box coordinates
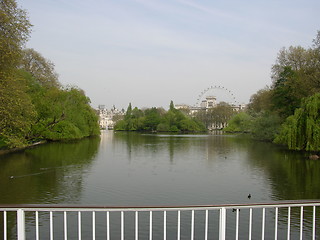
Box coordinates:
[1,200,319,240]
[1,199,320,211]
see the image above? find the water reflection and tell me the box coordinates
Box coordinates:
[112,132,238,165]
[1,130,320,238]
[109,131,320,204]
[0,136,100,204]
[231,137,320,200]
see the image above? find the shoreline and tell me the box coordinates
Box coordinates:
[0,141,46,156]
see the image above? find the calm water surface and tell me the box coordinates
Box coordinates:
[0,130,319,238]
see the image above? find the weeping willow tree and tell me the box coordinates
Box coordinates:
[275,93,320,151]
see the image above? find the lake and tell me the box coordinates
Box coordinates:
[0,130,319,238]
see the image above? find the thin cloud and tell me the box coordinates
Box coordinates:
[176,0,236,19]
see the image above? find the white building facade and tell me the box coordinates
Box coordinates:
[98,105,124,129]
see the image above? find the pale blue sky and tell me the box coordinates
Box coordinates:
[18,0,319,109]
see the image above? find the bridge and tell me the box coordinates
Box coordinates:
[1,200,319,239]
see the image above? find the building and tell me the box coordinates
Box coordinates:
[201,96,216,108]
[97,105,124,129]
[175,96,247,130]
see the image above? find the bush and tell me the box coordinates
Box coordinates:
[224,112,252,132]
[250,112,281,141]
[157,123,170,132]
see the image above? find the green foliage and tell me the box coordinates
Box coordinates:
[44,121,83,140]
[114,120,127,131]
[245,31,320,145]
[143,108,161,131]
[156,123,170,132]
[194,102,235,129]
[271,67,302,119]
[28,85,100,141]
[179,119,201,132]
[247,87,272,114]
[114,102,206,132]
[125,103,132,120]
[250,112,281,141]
[225,111,281,142]
[275,93,320,151]
[20,48,60,88]
[0,0,32,71]
[0,136,6,149]
[0,0,35,148]
[269,39,320,121]
[224,112,252,132]
[0,71,37,147]
[169,100,175,111]
[0,0,100,148]
[131,107,144,120]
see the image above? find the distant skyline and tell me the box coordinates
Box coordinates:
[18,0,319,109]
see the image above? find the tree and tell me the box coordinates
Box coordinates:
[131,107,143,119]
[114,102,205,132]
[0,73,36,147]
[207,102,234,128]
[144,108,161,131]
[29,86,100,141]
[169,100,175,111]
[271,67,302,119]
[0,0,35,147]
[125,103,132,120]
[194,109,210,128]
[0,0,32,71]
[274,93,320,151]
[271,45,320,100]
[247,87,272,114]
[0,1,100,148]
[313,30,320,49]
[194,102,234,129]
[250,112,281,141]
[20,48,60,88]
[224,112,252,132]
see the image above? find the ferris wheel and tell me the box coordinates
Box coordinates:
[195,85,238,107]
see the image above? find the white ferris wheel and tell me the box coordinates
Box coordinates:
[195,85,239,107]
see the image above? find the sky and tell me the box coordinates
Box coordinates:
[18,0,320,110]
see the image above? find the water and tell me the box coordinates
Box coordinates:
[0,130,319,238]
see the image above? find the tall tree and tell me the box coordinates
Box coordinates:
[247,87,272,114]
[169,100,175,111]
[0,0,35,147]
[313,30,320,49]
[206,102,234,128]
[0,0,31,71]
[275,93,320,151]
[20,48,60,88]
[271,45,320,98]
[271,67,302,119]
[125,103,132,120]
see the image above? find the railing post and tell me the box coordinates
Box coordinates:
[219,207,226,240]
[17,209,26,240]
[4,211,7,240]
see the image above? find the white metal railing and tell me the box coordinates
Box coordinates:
[0,200,319,240]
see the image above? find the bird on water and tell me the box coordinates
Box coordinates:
[248,194,251,199]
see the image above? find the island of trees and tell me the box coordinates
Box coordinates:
[0,0,100,149]
[225,31,320,152]
[114,101,206,132]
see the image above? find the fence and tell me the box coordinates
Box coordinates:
[1,200,319,239]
